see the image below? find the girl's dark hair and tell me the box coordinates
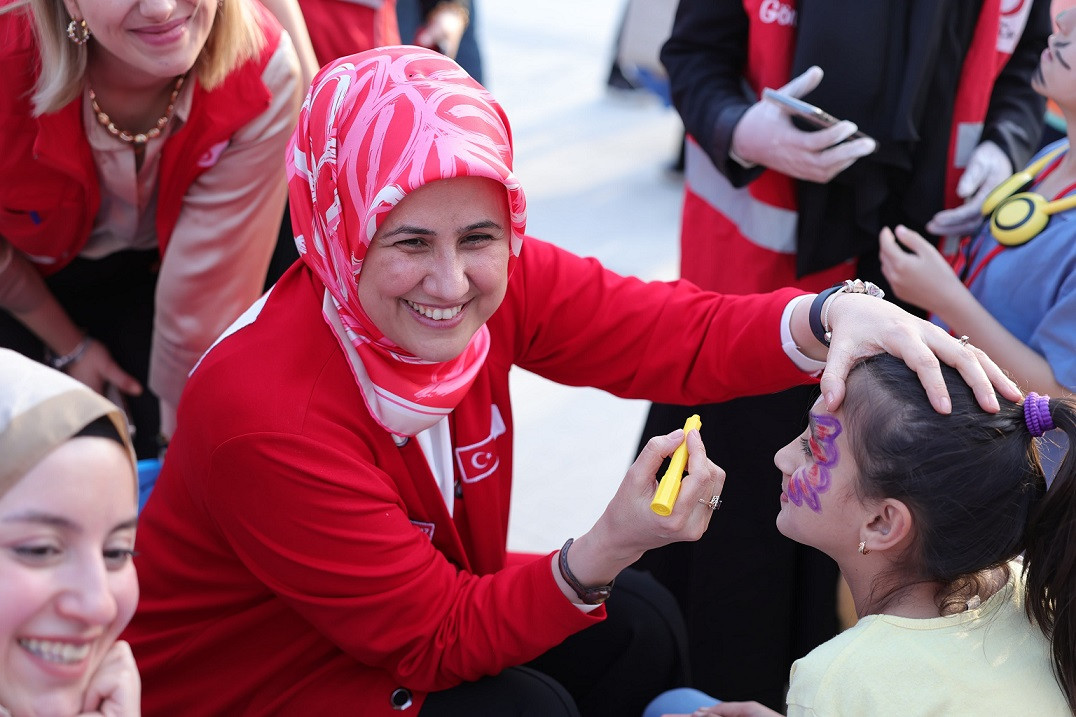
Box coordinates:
[842,354,1076,712]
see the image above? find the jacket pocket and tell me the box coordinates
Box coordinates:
[0,183,87,266]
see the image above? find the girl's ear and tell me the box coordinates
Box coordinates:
[860,499,913,554]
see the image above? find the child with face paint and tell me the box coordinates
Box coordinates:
[646,352,1076,717]
[0,349,141,717]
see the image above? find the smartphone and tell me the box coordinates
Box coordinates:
[762,88,872,143]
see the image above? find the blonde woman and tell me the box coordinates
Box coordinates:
[0,0,302,456]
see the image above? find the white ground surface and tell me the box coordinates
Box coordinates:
[474,2,687,552]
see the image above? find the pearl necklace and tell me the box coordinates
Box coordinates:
[89,75,185,145]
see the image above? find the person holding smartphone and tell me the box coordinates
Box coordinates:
[635,0,1052,710]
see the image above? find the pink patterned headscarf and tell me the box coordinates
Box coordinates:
[286,46,526,436]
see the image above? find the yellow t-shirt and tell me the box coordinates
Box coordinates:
[786,565,1068,716]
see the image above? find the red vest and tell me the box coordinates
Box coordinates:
[0,5,282,274]
[681,0,1030,294]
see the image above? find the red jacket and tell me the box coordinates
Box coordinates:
[125,237,809,715]
[0,5,281,274]
[295,0,399,66]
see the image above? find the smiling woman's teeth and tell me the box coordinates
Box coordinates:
[19,638,91,664]
[406,300,462,320]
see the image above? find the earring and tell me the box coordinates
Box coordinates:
[858,541,871,556]
[66,17,90,45]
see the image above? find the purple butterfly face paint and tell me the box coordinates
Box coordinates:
[787,413,842,513]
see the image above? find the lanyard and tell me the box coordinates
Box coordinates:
[954,153,1076,288]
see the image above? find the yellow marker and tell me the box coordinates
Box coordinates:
[650,414,702,516]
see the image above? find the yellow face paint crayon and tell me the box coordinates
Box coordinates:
[650,414,702,516]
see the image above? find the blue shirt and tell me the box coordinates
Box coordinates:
[935,139,1076,477]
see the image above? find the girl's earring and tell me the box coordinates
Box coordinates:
[857,540,871,556]
[66,17,91,45]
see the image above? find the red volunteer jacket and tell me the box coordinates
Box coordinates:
[677,0,1035,294]
[0,5,281,274]
[125,237,809,715]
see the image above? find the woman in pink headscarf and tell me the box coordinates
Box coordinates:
[123,47,1018,716]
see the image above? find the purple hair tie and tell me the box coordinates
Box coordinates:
[1024,392,1054,437]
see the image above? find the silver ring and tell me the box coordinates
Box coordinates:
[958,335,970,347]
[699,495,722,510]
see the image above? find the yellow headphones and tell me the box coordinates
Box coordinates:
[981,146,1076,246]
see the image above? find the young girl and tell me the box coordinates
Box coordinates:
[647,352,1075,716]
[0,348,141,716]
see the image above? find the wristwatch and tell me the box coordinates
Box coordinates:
[558,538,614,605]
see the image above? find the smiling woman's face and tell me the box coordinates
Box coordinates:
[357,176,512,363]
[63,0,216,83]
[0,437,137,717]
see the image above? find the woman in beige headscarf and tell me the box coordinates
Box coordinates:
[0,348,140,717]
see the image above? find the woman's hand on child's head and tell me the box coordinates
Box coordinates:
[878,225,965,314]
[76,640,141,717]
[821,291,1019,415]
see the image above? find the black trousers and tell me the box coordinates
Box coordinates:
[0,250,161,458]
[420,568,690,717]
[632,387,840,711]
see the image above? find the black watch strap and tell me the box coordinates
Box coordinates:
[808,285,843,347]
[558,538,614,605]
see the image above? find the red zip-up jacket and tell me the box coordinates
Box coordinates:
[125,237,811,715]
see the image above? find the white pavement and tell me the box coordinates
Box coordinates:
[473,2,687,552]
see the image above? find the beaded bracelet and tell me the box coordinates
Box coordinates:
[808,280,885,347]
